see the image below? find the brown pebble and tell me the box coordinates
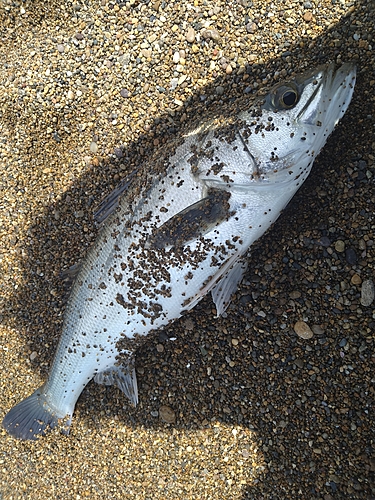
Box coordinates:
[156,343,164,353]
[294,321,313,339]
[335,240,345,253]
[159,405,176,423]
[311,324,325,335]
[303,11,313,22]
[185,27,195,43]
[351,273,362,285]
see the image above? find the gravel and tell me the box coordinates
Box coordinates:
[0,0,374,499]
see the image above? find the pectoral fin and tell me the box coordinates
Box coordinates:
[147,189,231,249]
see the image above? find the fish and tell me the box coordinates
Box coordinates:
[3,62,356,440]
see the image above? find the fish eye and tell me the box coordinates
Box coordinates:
[263,83,300,112]
[281,89,298,108]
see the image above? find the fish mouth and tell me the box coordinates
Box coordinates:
[294,62,356,126]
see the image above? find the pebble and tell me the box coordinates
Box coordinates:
[335,240,345,253]
[294,358,304,368]
[159,405,176,424]
[360,279,375,307]
[90,142,98,154]
[294,321,314,340]
[351,274,362,285]
[185,27,195,43]
[303,11,313,22]
[345,248,357,265]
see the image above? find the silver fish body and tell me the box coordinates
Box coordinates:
[3,63,356,439]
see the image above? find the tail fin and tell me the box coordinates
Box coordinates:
[2,386,61,440]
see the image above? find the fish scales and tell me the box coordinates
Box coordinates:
[3,63,356,440]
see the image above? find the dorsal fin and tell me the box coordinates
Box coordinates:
[93,168,138,227]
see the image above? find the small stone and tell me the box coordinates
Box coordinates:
[30,351,37,361]
[294,321,313,339]
[294,358,304,368]
[75,32,84,40]
[319,236,331,247]
[178,74,187,85]
[335,240,345,252]
[201,29,221,41]
[90,141,98,154]
[286,17,295,24]
[351,274,362,285]
[141,48,152,58]
[303,11,313,21]
[114,147,123,158]
[184,318,194,331]
[185,27,195,43]
[120,88,129,98]
[215,86,225,95]
[289,290,301,299]
[67,89,74,100]
[226,64,233,75]
[156,343,164,353]
[231,338,239,346]
[173,51,180,63]
[360,279,375,307]
[57,44,65,53]
[159,405,176,423]
[345,248,357,265]
[246,23,257,34]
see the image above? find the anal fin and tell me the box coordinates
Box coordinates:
[211,258,248,316]
[94,363,138,406]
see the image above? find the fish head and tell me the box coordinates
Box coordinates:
[237,62,357,187]
[192,63,356,192]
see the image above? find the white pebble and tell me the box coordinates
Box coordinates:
[173,51,180,63]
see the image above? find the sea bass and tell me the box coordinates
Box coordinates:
[3,63,356,440]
